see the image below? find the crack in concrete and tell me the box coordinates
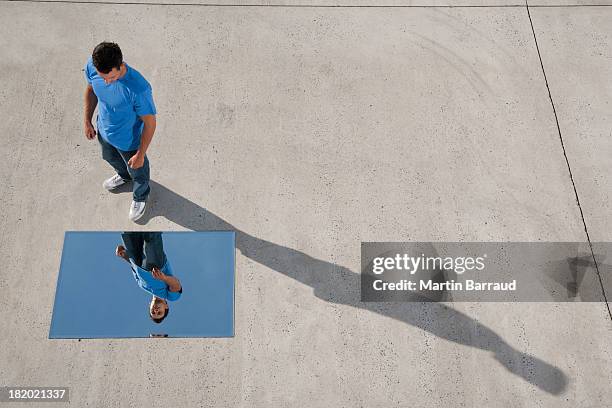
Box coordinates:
[526,0,612,321]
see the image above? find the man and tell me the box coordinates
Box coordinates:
[83,42,157,221]
[116,232,182,323]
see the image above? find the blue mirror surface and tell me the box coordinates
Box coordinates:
[50,231,235,338]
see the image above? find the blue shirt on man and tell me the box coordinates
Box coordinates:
[129,259,182,301]
[84,58,156,151]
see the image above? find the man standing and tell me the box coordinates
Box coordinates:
[83,42,157,221]
[116,232,182,324]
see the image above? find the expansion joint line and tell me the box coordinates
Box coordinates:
[525,1,612,320]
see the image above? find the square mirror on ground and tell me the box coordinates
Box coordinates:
[49,231,235,338]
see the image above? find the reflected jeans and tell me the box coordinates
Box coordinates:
[121,232,167,271]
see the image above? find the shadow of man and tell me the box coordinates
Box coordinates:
[136,180,567,395]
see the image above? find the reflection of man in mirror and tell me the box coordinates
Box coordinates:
[116,232,182,323]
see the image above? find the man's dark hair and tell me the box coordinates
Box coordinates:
[92,42,123,74]
[150,307,169,324]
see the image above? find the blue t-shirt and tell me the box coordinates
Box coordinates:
[129,259,182,301]
[84,58,156,151]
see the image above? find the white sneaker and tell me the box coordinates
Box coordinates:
[129,201,146,222]
[103,174,128,191]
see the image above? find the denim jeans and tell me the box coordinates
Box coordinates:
[98,135,150,202]
[121,232,167,271]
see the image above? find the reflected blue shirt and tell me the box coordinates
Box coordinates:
[84,57,156,151]
[129,259,182,301]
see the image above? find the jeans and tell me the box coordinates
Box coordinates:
[98,134,150,202]
[121,232,167,271]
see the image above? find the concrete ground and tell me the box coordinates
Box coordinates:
[1,0,611,406]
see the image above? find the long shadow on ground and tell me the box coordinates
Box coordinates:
[136,180,568,395]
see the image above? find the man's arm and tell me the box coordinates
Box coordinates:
[151,267,181,292]
[127,114,156,169]
[84,84,98,140]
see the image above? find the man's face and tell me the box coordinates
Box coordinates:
[97,66,122,84]
[150,298,167,320]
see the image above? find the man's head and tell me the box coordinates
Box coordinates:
[92,42,124,84]
[150,297,169,324]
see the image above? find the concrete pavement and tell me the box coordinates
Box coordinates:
[0,1,611,406]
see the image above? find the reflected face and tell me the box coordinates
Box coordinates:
[97,65,124,84]
[149,298,168,320]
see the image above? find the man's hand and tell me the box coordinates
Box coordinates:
[151,266,167,281]
[115,245,129,261]
[128,152,145,169]
[84,122,96,140]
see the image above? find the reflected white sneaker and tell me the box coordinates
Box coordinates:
[103,174,128,191]
[129,201,146,222]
